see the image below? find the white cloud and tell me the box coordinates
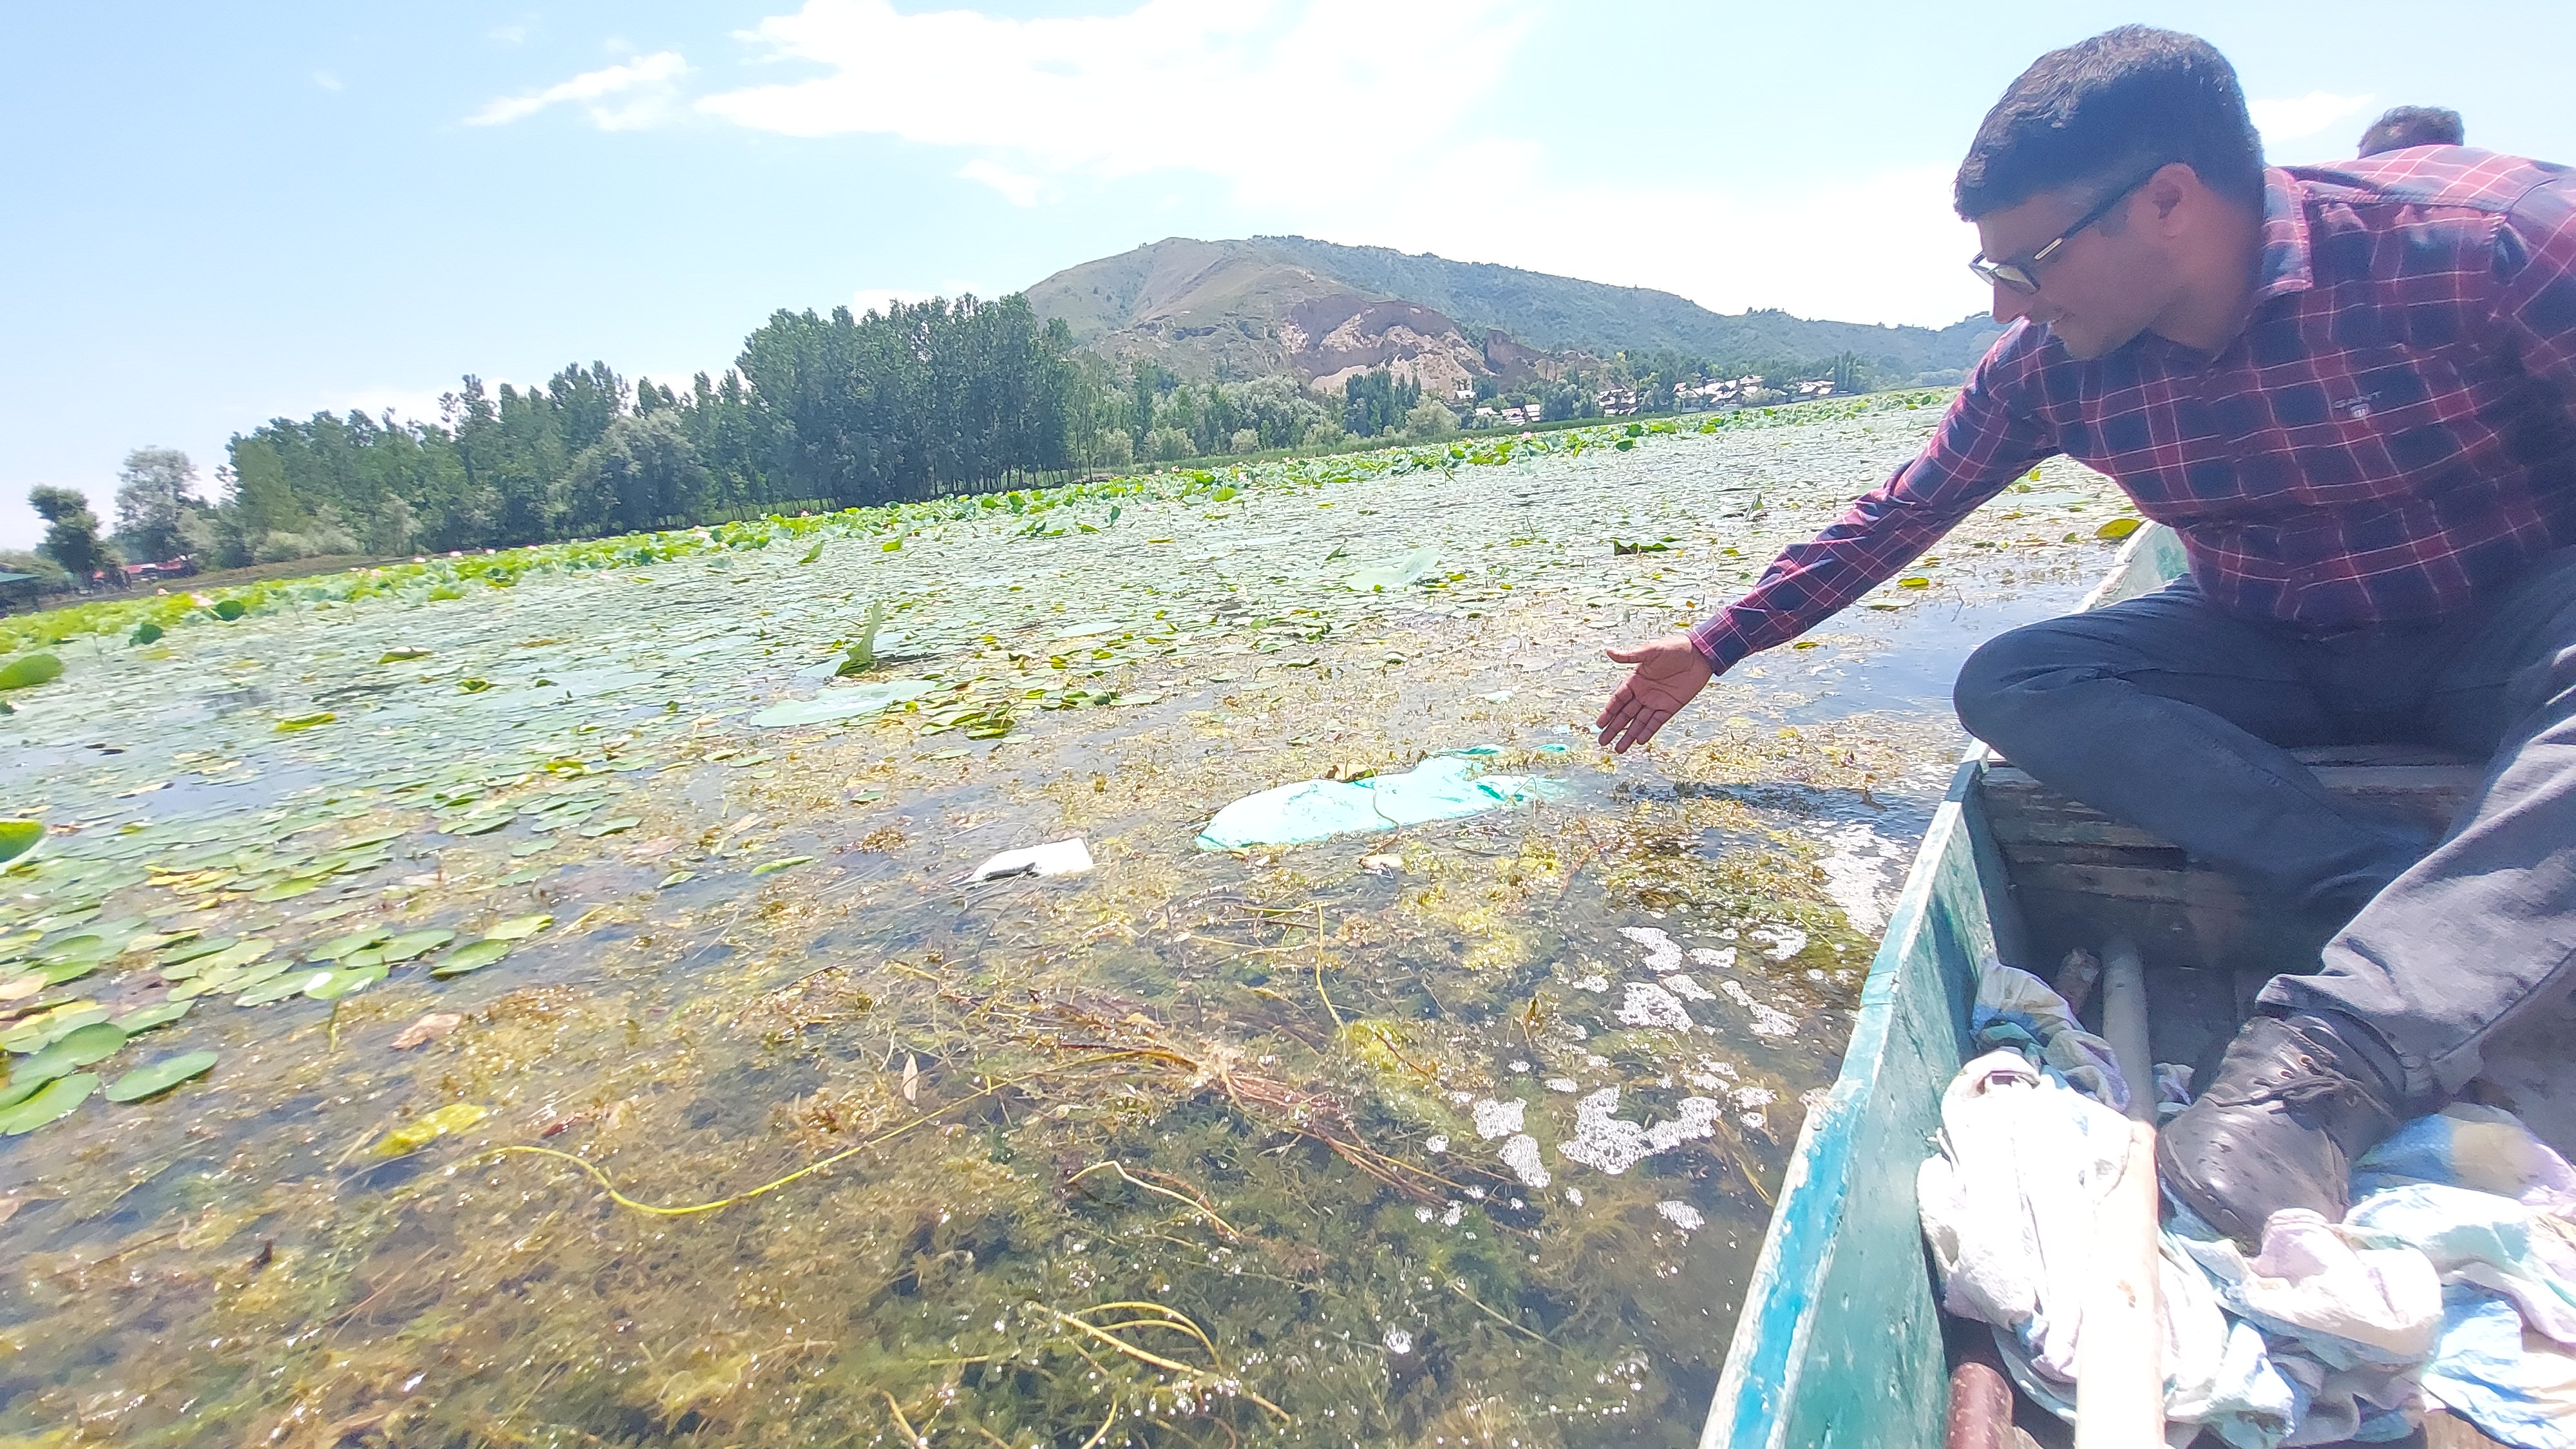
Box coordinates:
[468,51,690,130]
[696,0,1532,204]
[685,1,1980,325]
[313,70,344,92]
[2250,91,2376,145]
[1346,158,1989,329]
[958,158,1043,207]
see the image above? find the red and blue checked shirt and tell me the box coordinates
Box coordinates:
[1689,149,2576,672]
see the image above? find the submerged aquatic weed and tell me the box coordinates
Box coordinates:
[0,394,2134,1446]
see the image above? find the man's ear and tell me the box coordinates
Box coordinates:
[2147,162,2197,227]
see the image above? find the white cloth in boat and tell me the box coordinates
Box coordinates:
[1970,958,2130,1111]
[1918,1048,2132,1381]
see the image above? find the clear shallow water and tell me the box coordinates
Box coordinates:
[0,404,2125,1447]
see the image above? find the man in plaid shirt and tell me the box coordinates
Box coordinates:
[1597,26,2576,1245]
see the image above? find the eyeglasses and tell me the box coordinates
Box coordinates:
[1968,167,2164,295]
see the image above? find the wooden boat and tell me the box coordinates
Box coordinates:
[1698,523,2573,1448]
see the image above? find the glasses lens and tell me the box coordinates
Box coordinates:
[1969,259,2038,295]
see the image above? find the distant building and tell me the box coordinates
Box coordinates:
[1597,388,1638,417]
[1794,379,1836,398]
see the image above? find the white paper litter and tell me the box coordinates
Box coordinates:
[967,838,1094,882]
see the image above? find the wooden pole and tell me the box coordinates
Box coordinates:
[2077,936,2164,1448]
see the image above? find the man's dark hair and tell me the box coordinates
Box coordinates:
[1955,26,2264,220]
[2357,106,2465,156]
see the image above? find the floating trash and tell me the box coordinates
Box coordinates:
[1195,753,1566,849]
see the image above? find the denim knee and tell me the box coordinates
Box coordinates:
[1953,623,2081,748]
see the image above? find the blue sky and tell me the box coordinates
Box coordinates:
[6,0,2572,550]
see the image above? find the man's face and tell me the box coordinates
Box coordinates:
[1974,182,2176,360]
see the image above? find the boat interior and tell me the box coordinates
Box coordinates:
[1968,743,2576,1449]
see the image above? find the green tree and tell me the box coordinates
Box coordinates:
[28,486,110,581]
[551,413,711,536]
[1403,399,1457,440]
[113,447,200,561]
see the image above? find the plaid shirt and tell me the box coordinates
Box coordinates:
[1690,149,2576,672]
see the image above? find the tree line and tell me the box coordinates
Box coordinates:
[8,292,1891,592]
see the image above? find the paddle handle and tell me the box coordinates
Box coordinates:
[2078,938,2164,1446]
[2076,1121,2165,1446]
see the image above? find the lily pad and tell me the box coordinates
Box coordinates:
[0,654,64,690]
[0,1023,128,1105]
[238,969,331,1006]
[129,621,164,645]
[305,963,388,999]
[0,1073,97,1133]
[111,1000,194,1035]
[579,816,641,837]
[274,712,337,733]
[430,939,512,977]
[103,1051,218,1103]
[749,855,815,876]
[379,929,457,963]
[748,679,937,729]
[485,914,553,942]
[0,820,43,866]
[316,930,392,961]
[2096,516,2144,540]
[370,1101,489,1158]
[379,648,433,662]
[211,600,248,621]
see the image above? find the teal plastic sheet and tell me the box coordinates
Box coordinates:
[1195,753,1564,849]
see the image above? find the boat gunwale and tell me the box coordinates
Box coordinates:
[1697,524,2178,1448]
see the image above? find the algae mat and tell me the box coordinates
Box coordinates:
[0,399,2129,1446]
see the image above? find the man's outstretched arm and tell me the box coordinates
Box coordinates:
[1598,348,2060,752]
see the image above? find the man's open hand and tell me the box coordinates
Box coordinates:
[1596,635,1716,753]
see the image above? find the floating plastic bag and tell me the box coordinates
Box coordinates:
[1193,754,1564,849]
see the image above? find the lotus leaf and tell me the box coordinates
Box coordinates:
[379,648,433,662]
[274,712,337,732]
[748,679,936,728]
[0,654,64,690]
[0,820,42,866]
[749,855,813,876]
[1343,549,1438,592]
[430,940,511,977]
[485,914,552,942]
[2096,516,2144,540]
[104,1050,218,1103]
[0,1073,97,1133]
[371,1102,489,1158]
[211,600,247,620]
[129,621,164,645]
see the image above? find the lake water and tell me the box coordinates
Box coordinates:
[0,401,2125,1446]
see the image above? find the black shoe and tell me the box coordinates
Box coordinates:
[2158,1015,2405,1247]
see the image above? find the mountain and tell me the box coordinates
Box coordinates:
[1024,236,2003,391]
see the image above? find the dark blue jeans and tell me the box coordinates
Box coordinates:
[1953,548,2576,1100]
